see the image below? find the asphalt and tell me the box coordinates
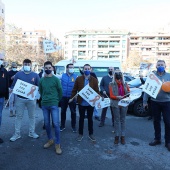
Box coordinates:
[0,106,170,170]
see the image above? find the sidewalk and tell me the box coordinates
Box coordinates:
[0,106,170,170]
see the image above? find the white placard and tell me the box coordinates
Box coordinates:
[142,72,162,99]
[13,79,39,100]
[78,84,109,109]
[118,92,142,107]
[43,40,61,53]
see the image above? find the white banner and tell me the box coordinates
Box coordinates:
[140,62,153,70]
[13,79,39,100]
[118,92,142,107]
[43,40,61,53]
[142,72,162,99]
[78,84,109,109]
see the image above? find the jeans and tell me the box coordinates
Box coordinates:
[151,101,170,143]
[15,97,36,134]
[42,106,60,144]
[100,106,114,124]
[0,97,4,127]
[78,105,94,135]
[60,97,76,128]
[112,106,127,136]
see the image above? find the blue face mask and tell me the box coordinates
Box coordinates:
[84,70,90,76]
[157,66,165,73]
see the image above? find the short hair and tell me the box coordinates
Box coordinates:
[157,60,166,64]
[66,63,73,68]
[83,64,91,69]
[44,61,52,67]
[23,59,31,64]
[52,66,56,74]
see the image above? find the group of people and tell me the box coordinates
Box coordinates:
[0,54,170,155]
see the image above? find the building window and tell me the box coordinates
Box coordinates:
[2,9,4,13]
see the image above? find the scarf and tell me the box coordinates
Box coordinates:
[116,79,125,96]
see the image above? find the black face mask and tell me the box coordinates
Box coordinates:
[108,71,113,75]
[45,70,52,75]
[115,72,122,80]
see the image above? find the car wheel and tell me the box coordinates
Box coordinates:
[133,100,148,117]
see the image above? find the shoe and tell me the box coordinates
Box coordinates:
[55,144,62,155]
[9,111,14,117]
[121,136,125,145]
[95,116,100,121]
[44,139,54,149]
[60,126,66,132]
[10,133,21,142]
[28,132,39,139]
[148,116,152,120]
[165,143,170,151]
[0,138,4,143]
[114,136,119,144]
[88,135,96,142]
[76,135,83,142]
[149,140,161,146]
[98,122,104,127]
[72,127,77,133]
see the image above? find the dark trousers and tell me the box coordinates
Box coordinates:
[78,105,94,135]
[100,106,114,124]
[151,101,170,143]
[60,97,76,128]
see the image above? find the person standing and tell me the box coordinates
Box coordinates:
[8,62,18,117]
[109,71,130,145]
[60,63,77,132]
[10,59,40,142]
[0,53,9,143]
[99,66,114,127]
[143,60,170,151]
[70,64,100,142]
[39,61,62,154]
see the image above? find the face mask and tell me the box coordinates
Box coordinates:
[0,60,3,66]
[45,70,52,75]
[84,70,90,76]
[115,72,122,80]
[12,68,17,71]
[108,71,113,76]
[69,68,74,74]
[23,66,31,72]
[157,66,165,73]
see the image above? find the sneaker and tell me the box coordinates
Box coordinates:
[44,139,54,149]
[88,135,96,142]
[72,127,77,133]
[28,132,39,139]
[60,126,66,132]
[0,138,4,143]
[98,122,104,127]
[76,135,83,142]
[10,133,21,142]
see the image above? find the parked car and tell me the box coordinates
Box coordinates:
[127,77,149,117]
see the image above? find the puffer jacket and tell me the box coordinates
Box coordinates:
[61,73,77,97]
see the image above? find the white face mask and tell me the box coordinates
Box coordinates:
[0,60,3,66]
[23,66,31,72]
[69,68,74,74]
[12,68,17,71]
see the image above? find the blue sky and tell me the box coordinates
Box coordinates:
[3,0,170,40]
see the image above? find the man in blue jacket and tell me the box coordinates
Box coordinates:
[0,53,9,143]
[60,63,77,132]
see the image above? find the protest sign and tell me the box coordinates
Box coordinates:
[43,40,61,53]
[142,72,162,98]
[13,79,39,100]
[78,84,109,109]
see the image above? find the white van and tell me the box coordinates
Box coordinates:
[54,59,121,83]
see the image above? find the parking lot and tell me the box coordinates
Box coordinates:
[0,106,170,170]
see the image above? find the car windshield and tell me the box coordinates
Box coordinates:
[128,77,146,88]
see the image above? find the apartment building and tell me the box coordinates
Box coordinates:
[130,32,170,63]
[0,0,5,52]
[64,30,130,63]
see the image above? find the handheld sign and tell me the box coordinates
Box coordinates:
[142,72,162,99]
[78,84,110,109]
[13,79,39,100]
